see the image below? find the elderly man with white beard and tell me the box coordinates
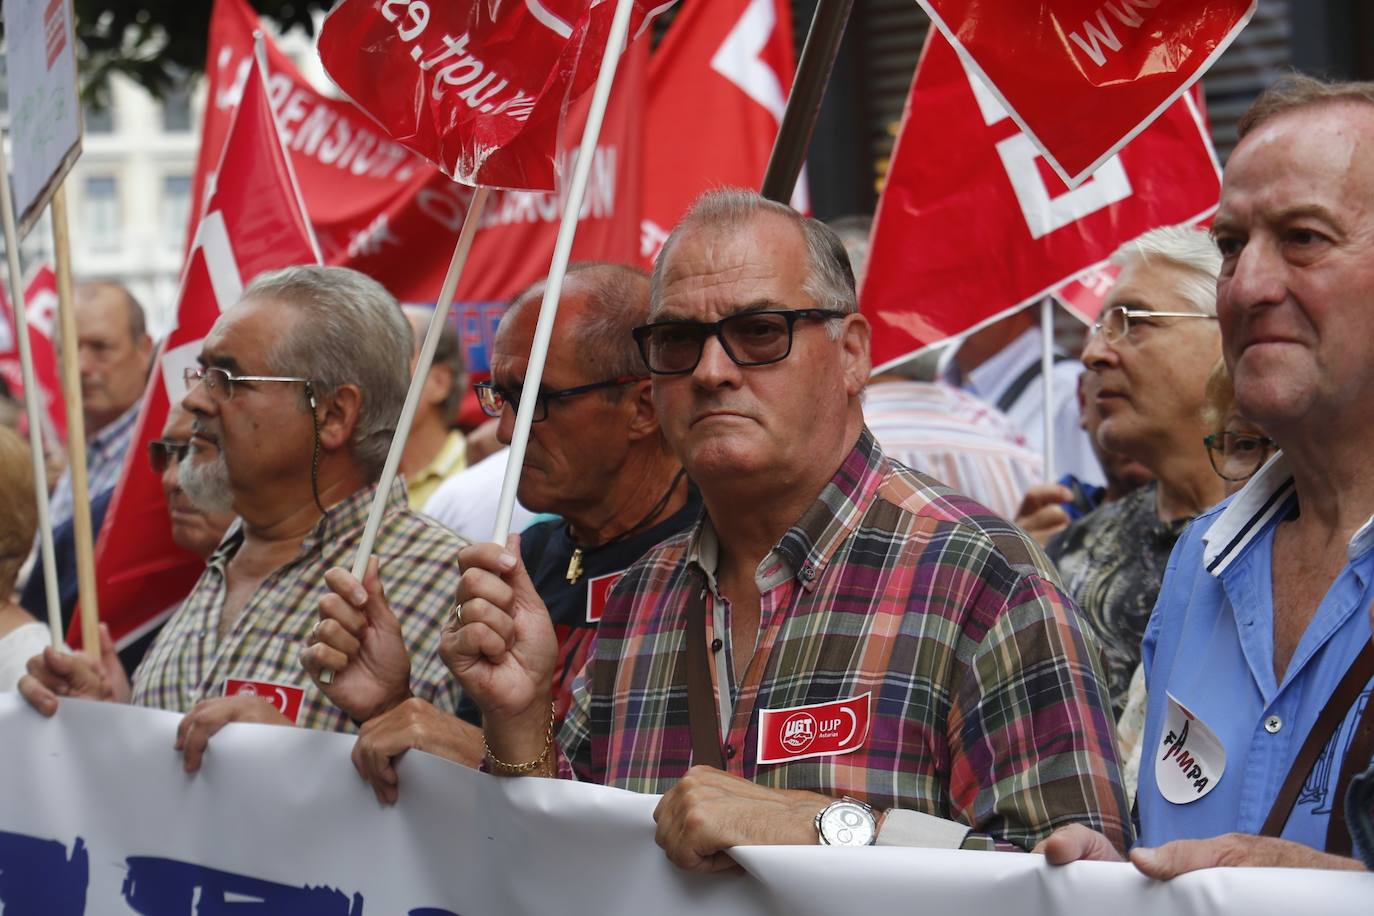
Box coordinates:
[19,266,466,772]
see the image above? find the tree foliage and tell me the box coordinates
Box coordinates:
[71,0,337,104]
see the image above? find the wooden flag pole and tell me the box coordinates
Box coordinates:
[50,185,101,659]
[490,0,639,544]
[0,131,63,645]
[759,0,854,203]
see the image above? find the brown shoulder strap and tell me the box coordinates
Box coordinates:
[1261,640,1374,847]
[684,582,724,770]
[1326,668,1374,855]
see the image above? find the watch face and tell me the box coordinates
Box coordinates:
[820,801,875,846]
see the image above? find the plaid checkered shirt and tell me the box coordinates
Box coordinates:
[555,428,1132,852]
[131,478,466,731]
[47,402,140,531]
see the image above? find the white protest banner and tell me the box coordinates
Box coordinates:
[2,0,82,236]
[0,695,1369,915]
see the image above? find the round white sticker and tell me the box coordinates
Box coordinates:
[1156,693,1226,804]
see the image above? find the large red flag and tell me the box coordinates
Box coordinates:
[0,266,66,444]
[917,0,1254,186]
[88,59,321,651]
[861,32,1221,371]
[640,0,805,263]
[317,0,669,190]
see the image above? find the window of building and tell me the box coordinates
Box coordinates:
[84,102,114,134]
[162,87,193,133]
[82,175,120,251]
[161,174,192,247]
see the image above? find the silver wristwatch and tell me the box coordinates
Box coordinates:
[815,797,877,846]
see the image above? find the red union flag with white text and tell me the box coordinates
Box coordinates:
[860,32,1221,371]
[917,0,1254,186]
[640,0,805,263]
[0,266,67,444]
[87,59,320,651]
[317,0,671,190]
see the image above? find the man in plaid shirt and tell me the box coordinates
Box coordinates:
[445,189,1132,863]
[20,267,465,770]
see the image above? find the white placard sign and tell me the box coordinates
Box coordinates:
[2,0,82,236]
[0,695,1368,915]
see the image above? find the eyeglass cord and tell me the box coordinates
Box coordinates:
[307,383,328,517]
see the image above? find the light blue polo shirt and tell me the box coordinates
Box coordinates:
[1138,454,1374,849]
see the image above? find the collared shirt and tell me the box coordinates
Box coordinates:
[944,326,1103,486]
[555,429,1131,852]
[131,479,468,732]
[47,402,140,531]
[862,380,1043,519]
[405,429,468,510]
[1139,453,1374,849]
[1048,482,1190,717]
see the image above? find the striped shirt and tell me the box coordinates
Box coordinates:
[556,429,1131,852]
[131,479,466,732]
[863,380,1043,518]
[47,401,140,531]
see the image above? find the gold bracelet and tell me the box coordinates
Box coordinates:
[484,701,556,776]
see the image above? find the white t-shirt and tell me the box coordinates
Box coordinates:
[423,448,536,543]
[0,620,52,691]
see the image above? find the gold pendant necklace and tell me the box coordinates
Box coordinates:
[566,547,584,584]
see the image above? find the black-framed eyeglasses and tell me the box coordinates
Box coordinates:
[474,374,647,423]
[148,438,190,474]
[183,366,314,403]
[1203,431,1276,482]
[631,308,848,375]
[1091,305,1218,345]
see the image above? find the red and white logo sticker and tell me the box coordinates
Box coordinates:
[584,570,624,624]
[757,693,871,765]
[223,679,305,725]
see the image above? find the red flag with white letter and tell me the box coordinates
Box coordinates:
[87,58,321,651]
[917,0,1254,186]
[0,266,67,444]
[640,0,806,262]
[317,0,670,191]
[861,32,1221,371]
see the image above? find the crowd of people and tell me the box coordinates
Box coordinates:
[1,74,1372,881]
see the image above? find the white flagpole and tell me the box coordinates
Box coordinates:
[1040,297,1056,482]
[0,132,63,645]
[491,0,637,544]
[349,185,491,579]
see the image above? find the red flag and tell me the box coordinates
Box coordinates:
[88,58,320,651]
[861,32,1221,371]
[317,0,670,191]
[640,0,805,262]
[0,266,67,444]
[917,0,1254,186]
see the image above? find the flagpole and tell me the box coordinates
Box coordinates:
[348,184,491,580]
[491,0,638,544]
[0,132,63,646]
[50,186,101,659]
[1040,297,1056,483]
[760,0,854,203]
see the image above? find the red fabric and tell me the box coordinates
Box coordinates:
[917,0,1255,185]
[0,266,66,444]
[640,0,803,262]
[88,59,320,651]
[861,32,1222,370]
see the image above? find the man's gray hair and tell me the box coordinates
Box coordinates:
[1110,225,1221,317]
[1238,73,1374,140]
[247,265,410,480]
[650,189,857,338]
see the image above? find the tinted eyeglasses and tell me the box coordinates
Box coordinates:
[1091,306,1218,345]
[474,375,647,423]
[631,308,848,375]
[1203,431,1276,482]
[184,366,313,403]
[148,438,190,474]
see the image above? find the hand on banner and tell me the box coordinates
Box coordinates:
[352,698,484,805]
[1014,484,1075,547]
[1129,834,1366,878]
[1034,823,1126,864]
[653,766,832,871]
[302,557,413,722]
[19,623,130,716]
[443,536,558,767]
[175,695,292,773]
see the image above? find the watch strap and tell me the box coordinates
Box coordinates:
[875,808,972,849]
